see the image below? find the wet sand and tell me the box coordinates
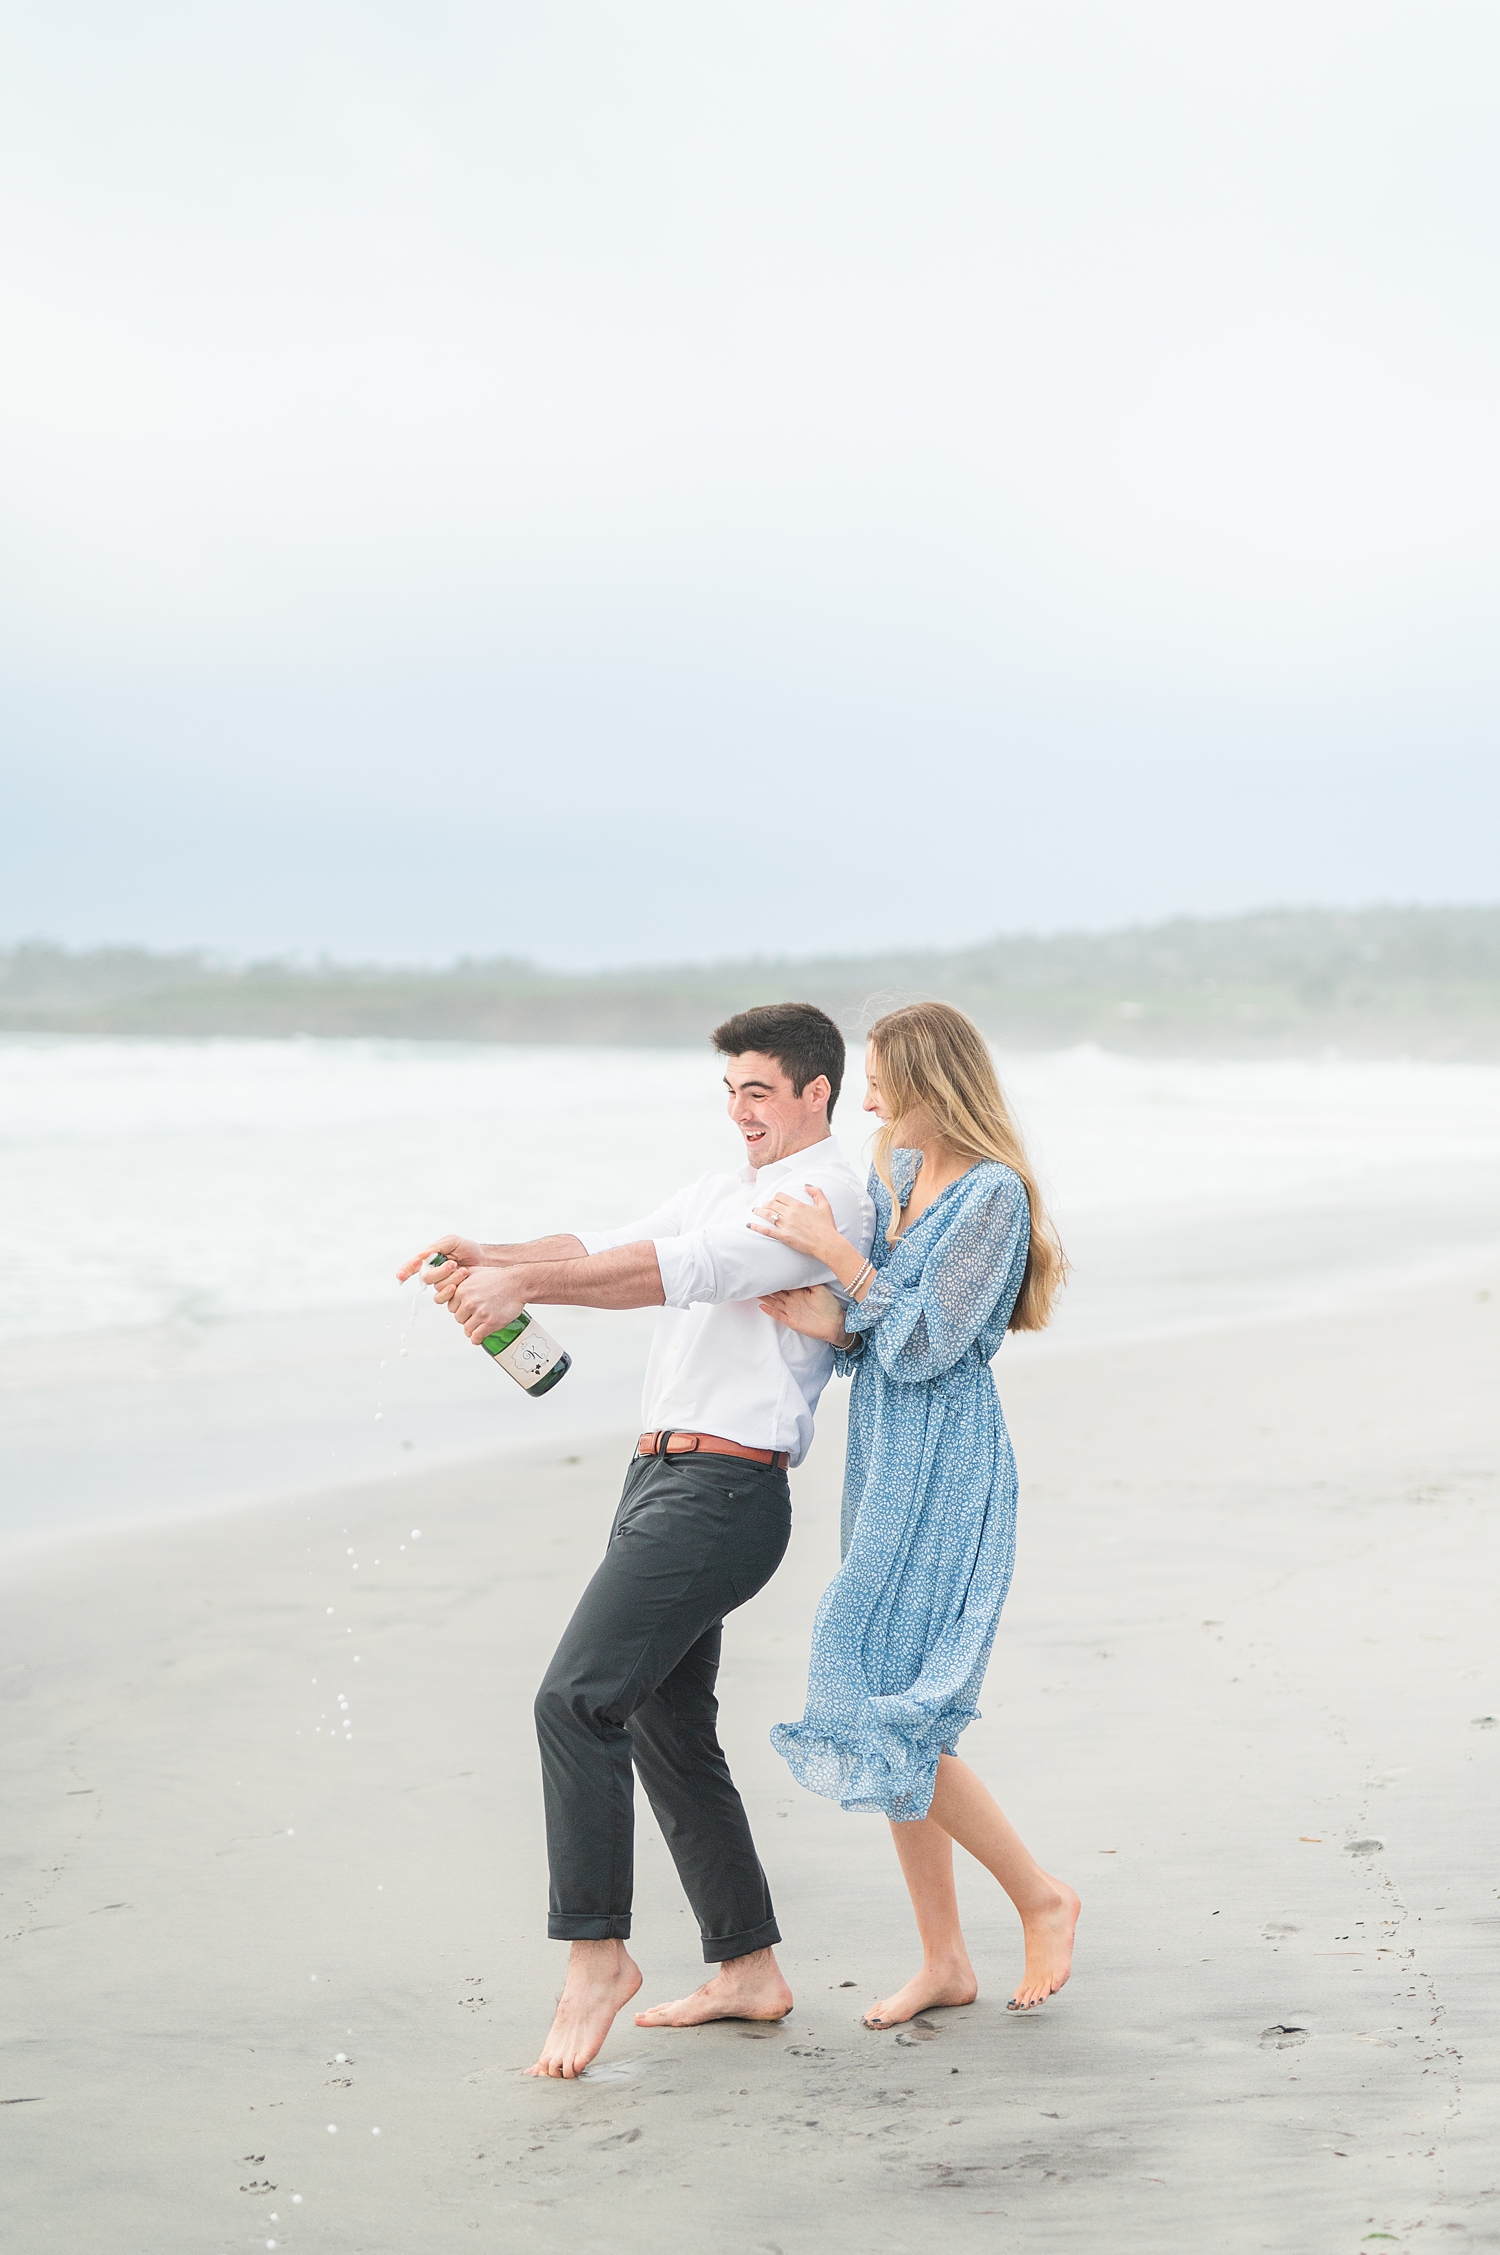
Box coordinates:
[2,1267,1497,2253]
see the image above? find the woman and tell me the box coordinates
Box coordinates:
[750,1001,1078,2025]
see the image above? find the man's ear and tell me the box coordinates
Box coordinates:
[802,1074,831,1114]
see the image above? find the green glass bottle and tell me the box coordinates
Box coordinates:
[426,1257,571,1397]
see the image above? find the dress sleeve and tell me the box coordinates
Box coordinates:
[842,1172,1030,1383]
[831,1332,867,1378]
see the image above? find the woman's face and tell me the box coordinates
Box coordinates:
[862,1043,889,1121]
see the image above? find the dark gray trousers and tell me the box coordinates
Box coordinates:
[534,1449,791,1960]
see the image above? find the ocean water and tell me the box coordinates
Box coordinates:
[3,1034,1500,1341]
[3,1036,1498,1545]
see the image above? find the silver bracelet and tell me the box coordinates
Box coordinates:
[843,1258,874,1301]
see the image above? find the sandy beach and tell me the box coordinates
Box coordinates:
[3,1258,1496,2253]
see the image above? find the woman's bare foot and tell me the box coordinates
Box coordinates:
[635,1946,793,2028]
[863,1955,978,2029]
[526,1939,643,2078]
[1007,1878,1081,2011]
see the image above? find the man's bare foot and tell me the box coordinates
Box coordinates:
[526,1940,643,2078]
[1007,1877,1081,2011]
[635,1945,793,2028]
[863,1956,978,2029]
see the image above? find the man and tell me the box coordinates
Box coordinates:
[399,1002,875,2079]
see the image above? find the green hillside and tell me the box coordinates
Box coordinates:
[3,906,1500,1057]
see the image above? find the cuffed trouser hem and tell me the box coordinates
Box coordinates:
[547,1913,633,1941]
[702,1915,781,1965]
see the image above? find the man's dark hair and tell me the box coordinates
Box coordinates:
[711,1002,846,1121]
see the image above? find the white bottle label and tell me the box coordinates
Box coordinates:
[490,1316,565,1388]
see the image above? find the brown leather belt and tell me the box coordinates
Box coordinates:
[637,1429,790,1471]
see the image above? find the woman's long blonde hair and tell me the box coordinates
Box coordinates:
[867,1000,1066,1333]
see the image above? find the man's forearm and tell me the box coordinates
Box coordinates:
[477,1233,587,1265]
[507,1242,664,1311]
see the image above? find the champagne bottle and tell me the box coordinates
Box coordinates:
[426,1256,572,1397]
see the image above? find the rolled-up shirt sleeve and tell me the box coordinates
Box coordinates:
[657,1171,874,1310]
[575,1187,691,1259]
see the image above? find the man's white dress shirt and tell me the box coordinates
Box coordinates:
[576,1136,876,1469]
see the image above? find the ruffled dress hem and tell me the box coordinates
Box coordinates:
[769,1703,978,1821]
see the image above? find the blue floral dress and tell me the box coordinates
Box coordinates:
[771,1150,1032,1821]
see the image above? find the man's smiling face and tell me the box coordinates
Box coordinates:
[723,1051,832,1170]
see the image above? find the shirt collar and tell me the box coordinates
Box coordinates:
[739,1134,838,1189]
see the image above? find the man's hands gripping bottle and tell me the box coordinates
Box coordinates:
[424,1255,572,1397]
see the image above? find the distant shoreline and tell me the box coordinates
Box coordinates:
[2,996,1497,1060]
[4,903,1500,1058]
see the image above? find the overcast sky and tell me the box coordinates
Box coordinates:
[2,0,1497,967]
